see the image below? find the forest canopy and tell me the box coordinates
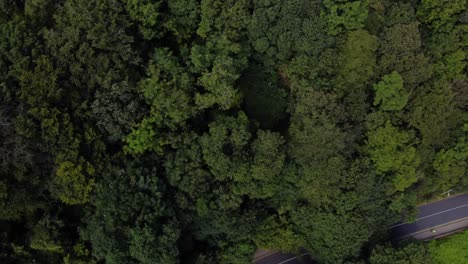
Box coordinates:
[0,0,467,263]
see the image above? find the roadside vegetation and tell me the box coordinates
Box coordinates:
[0,0,466,263]
[428,230,468,264]
[369,230,468,264]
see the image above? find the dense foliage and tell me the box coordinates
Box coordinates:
[0,1,466,263]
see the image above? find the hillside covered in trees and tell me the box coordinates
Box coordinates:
[0,0,467,263]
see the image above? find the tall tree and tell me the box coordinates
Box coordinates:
[373,72,408,111]
[86,158,180,264]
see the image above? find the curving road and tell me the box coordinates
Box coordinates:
[390,193,468,240]
[253,193,468,263]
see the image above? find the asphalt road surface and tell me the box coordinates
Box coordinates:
[253,251,314,264]
[391,193,468,240]
[253,193,468,263]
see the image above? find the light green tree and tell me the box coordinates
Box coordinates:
[417,0,466,31]
[373,72,408,111]
[52,161,94,205]
[367,121,420,192]
[432,137,468,192]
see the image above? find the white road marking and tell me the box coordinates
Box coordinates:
[390,203,468,228]
[396,216,468,239]
[254,251,279,262]
[277,253,309,264]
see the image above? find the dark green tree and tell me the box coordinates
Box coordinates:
[378,22,431,89]
[322,0,369,35]
[43,0,139,93]
[369,242,432,264]
[86,158,180,264]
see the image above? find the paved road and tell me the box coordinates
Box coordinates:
[254,194,468,263]
[391,193,468,240]
[253,250,314,264]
